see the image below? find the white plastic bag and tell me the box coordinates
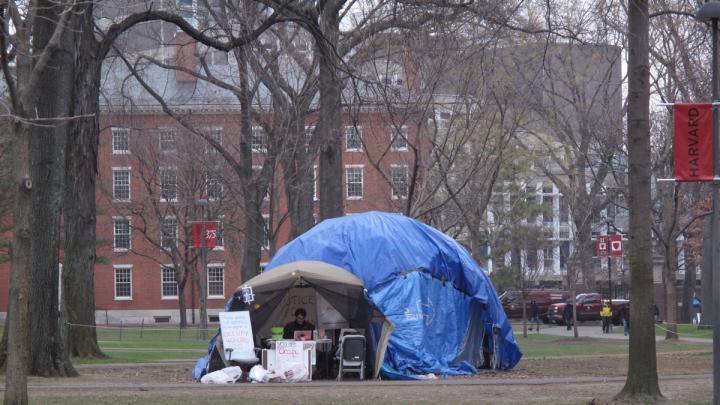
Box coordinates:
[200,366,242,384]
[248,365,269,383]
[279,362,307,383]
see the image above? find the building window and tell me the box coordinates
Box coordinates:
[559,195,570,224]
[211,217,225,250]
[206,169,223,200]
[112,128,130,154]
[542,195,553,225]
[159,128,177,153]
[345,165,363,200]
[345,126,363,151]
[112,168,131,202]
[161,266,178,298]
[543,247,554,269]
[391,165,408,199]
[390,126,408,151]
[160,167,178,202]
[251,126,267,152]
[161,217,177,250]
[526,249,537,271]
[252,166,269,201]
[207,265,225,298]
[262,215,270,250]
[114,266,132,300]
[177,0,197,29]
[205,128,222,154]
[304,126,315,149]
[113,217,131,251]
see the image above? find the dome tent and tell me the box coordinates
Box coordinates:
[256,211,522,378]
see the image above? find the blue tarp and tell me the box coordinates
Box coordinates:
[266,211,522,378]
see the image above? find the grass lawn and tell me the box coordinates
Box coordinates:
[514,333,711,358]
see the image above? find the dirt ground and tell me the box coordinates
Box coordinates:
[18,349,713,404]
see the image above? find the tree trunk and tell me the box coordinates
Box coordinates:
[236,46,263,283]
[282,118,315,238]
[617,0,662,399]
[573,218,595,291]
[4,120,32,405]
[26,16,76,375]
[63,11,105,358]
[317,3,344,220]
[701,215,712,329]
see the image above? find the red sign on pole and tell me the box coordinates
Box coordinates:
[674,103,714,182]
[192,221,218,249]
[609,234,623,257]
[597,236,608,258]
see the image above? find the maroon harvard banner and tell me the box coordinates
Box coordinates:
[674,103,713,182]
[191,221,218,249]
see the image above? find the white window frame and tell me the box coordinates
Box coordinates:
[251,126,267,153]
[113,216,132,252]
[213,216,225,251]
[112,167,131,202]
[206,169,223,201]
[304,125,315,149]
[345,125,363,152]
[161,216,178,250]
[204,127,223,154]
[345,165,364,200]
[160,167,178,202]
[390,164,409,200]
[390,125,409,151]
[159,128,177,153]
[207,264,225,299]
[112,127,130,154]
[114,265,133,300]
[161,265,179,299]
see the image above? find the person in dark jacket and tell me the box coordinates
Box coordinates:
[283,308,315,339]
[563,303,573,331]
[621,304,630,336]
[528,300,540,333]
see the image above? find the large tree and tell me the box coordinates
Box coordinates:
[616,0,663,400]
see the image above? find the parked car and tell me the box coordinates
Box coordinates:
[499,289,571,323]
[547,293,627,325]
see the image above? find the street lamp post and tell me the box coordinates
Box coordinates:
[196,198,209,339]
[695,3,720,402]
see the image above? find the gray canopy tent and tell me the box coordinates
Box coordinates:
[241,260,393,379]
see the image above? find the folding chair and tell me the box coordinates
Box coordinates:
[336,334,365,381]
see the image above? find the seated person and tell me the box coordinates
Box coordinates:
[283,308,315,339]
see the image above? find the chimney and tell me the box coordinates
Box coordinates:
[175,32,198,83]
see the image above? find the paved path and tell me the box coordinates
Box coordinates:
[527,324,712,343]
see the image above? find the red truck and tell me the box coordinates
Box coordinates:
[499,289,571,322]
[547,293,628,325]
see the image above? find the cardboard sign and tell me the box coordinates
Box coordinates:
[275,340,313,380]
[219,311,255,362]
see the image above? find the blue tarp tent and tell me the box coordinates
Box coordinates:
[249,211,522,379]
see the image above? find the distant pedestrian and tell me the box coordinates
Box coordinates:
[600,301,612,334]
[528,300,540,333]
[563,303,573,331]
[621,303,630,336]
[692,295,701,326]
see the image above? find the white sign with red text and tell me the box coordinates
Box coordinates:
[219,311,255,362]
